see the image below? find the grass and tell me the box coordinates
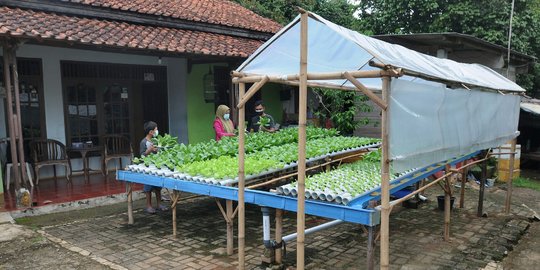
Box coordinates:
[512,177,540,191]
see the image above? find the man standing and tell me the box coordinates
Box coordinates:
[250,100,277,132]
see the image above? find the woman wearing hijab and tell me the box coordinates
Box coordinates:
[213,105,236,141]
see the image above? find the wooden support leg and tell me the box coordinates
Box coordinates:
[444,189,451,241]
[275,209,283,264]
[172,190,180,237]
[226,200,234,256]
[459,165,468,208]
[505,139,516,214]
[127,182,133,224]
[367,225,375,270]
[477,158,487,217]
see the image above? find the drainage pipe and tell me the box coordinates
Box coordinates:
[261,207,273,248]
[282,219,344,243]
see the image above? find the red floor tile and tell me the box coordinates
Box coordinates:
[3,173,142,211]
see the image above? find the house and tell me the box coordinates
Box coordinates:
[355,32,535,138]
[0,0,284,187]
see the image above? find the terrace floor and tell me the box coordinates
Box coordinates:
[3,172,143,211]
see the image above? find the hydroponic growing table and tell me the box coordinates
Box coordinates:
[117,150,480,266]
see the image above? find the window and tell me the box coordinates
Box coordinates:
[1,57,46,142]
[61,61,167,149]
[66,83,99,145]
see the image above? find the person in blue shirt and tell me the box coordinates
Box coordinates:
[139,121,169,214]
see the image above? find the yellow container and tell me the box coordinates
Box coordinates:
[498,169,520,182]
[496,144,521,182]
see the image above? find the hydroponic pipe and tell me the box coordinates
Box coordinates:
[261,207,272,248]
[281,219,344,244]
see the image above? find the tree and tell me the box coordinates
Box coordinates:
[356,0,540,96]
[234,0,358,28]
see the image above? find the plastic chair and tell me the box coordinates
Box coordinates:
[102,135,133,175]
[30,139,72,184]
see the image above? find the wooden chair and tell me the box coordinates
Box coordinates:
[102,135,133,175]
[30,139,72,184]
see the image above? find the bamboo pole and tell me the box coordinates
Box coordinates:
[246,150,366,189]
[505,139,516,214]
[344,72,388,110]
[477,156,487,217]
[296,10,308,270]
[236,76,269,109]
[380,75,391,270]
[459,162,468,208]
[367,225,375,270]
[3,44,21,190]
[382,171,453,209]
[11,49,29,186]
[172,190,179,237]
[127,183,133,224]
[232,69,391,84]
[226,200,234,255]
[275,209,283,264]
[275,79,370,92]
[444,165,452,241]
[237,82,246,269]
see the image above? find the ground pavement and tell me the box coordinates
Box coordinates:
[1,181,539,270]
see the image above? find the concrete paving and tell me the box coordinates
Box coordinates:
[3,182,540,270]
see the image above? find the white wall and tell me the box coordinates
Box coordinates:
[1,44,188,177]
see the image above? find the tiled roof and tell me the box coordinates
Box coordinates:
[65,0,282,33]
[0,6,264,58]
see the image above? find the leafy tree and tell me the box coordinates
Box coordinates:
[356,0,540,96]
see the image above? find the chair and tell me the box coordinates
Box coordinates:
[1,138,34,189]
[30,139,72,184]
[102,135,133,175]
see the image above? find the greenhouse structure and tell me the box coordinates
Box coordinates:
[118,9,522,270]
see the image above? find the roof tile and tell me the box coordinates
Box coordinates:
[66,0,282,33]
[0,6,263,58]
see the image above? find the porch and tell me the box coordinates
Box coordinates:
[2,172,142,212]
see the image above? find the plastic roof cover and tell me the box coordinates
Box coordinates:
[237,12,524,92]
[521,101,540,116]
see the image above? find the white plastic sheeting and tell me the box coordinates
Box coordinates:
[238,13,524,92]
[389,79,521,173]
[520,102,540,116]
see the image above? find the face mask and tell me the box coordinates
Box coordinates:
[255,109,264,115]
[223,113,230,120]
[153,130,159,137]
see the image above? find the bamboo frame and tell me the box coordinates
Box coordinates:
[229,9,519,270]
[477,156,488,217]
[296,10,308,270]
[275,209,283,264]
[443,165,452,241]
[236,76,269,109]
[127,183,133,224]
[459,161,469,208]
[172,190,180,237]
[231,69,396,84]
[226,200,234,255]
[343,72,387,110]
[11,53,29,185]
[381,171,453,209]
[246,150,367,189]
[237,82,246,269]
[505,139,516,214]
[3,44,21,190]
[380,75,391,270]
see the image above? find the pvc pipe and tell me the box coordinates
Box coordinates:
[261,207,272,248]
[282,219,344,243]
